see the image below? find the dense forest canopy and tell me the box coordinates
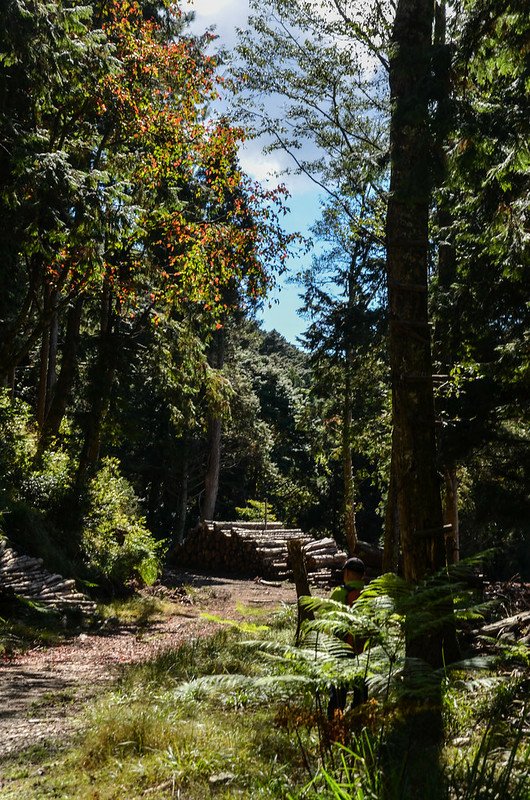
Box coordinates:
[0,0,528,596]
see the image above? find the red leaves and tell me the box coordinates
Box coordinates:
[93,1,294,332]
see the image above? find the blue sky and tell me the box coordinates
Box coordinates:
[255,184,323,346]
[182,0,324,345]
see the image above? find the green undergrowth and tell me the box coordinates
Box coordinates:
[1,594,529,800]
[97,594,178,627]
[0,595,72,656]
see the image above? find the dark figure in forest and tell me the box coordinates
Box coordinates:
[327,556,368,720]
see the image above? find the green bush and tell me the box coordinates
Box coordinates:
[0,390,35,503]
[235,499,278,522]
[22,447,74,511]
[82,457,165,589]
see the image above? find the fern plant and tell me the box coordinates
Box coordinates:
[162,562,528,799]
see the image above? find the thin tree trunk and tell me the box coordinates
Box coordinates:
[202,418,221,521]
[46,293,59,416]
[39,296,84,451]
[443,465,459,564]
[202,328,225,521]
[432,1,461,570]
[174,440,190,545]
[342,361,357,555]
[36,284,52,429]
[76,280,117,484]
[287,539,314,646]
[383,439,400,573]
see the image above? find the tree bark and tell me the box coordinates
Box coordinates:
[382,438,400,573]
[202,328,225,521]
[386,0,445,586]
[443,465,459,564]
[76,280,117,484]
[287,539,314,645]
[202,417,221,521]
[36,282,52,429]
[174,440,190,546]
[342,360,357,555]
[39,296,84,450]
[45,293,59,416]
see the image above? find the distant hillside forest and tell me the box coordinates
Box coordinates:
[0,0,528,594]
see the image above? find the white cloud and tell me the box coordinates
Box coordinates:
[238,146,282,184]
[181,0,248,47]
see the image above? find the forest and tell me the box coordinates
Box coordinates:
[0,0,528,798]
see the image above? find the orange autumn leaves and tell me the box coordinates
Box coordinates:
[94,0,294,325]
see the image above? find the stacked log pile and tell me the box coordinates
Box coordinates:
[0,539,96,617]
[302,537,347,588]
[173,521,355,587]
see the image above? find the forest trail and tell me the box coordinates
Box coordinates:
[0,571,296,761]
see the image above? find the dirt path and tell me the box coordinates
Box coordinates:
[0,570,296,761]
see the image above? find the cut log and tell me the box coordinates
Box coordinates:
[481,610,530,635]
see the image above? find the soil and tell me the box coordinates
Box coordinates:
[0,570,297,763]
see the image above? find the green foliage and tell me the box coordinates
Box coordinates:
[431,0,530,575]
[2,598,529,800]
[22,447,74,512]
[0,390,35,503]
[82,458,165,589]
[234,499,278,522]
[447,718,530,800]
[0,594,65,657]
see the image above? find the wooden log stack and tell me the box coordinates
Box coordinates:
[172,521,372,588]
[0,539,97,617]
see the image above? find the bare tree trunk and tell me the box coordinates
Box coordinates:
[342,363,357,555]
[383,439,400,573]
[387,0,445,588]
[202,328,225,521]
[202,417,221,521]
[386,0,460,681]
[174,444,190,546]
[76,279,117,484]
[443,465,459,564]
[40,296,84,450]
[36,284,52,429]
[45,293,59,417]
[287,539,314,645]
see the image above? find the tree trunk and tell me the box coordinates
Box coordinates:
[443,465,459,564]
[382,439,400,573]
[39,296,84,450]
[287,539,314,646]
[174,440,190,546]
[37,287,60,426]
[76,280,117,484]
[36,321,51,429]
[386,0,445,587]
[202,417,221,521]
[202,328,225,521]
[45,293,59,417]
[432,1,460,569]
[342,362,357,555]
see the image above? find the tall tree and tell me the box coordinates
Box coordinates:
[299,196,388,551]
[431,0,530,573]
[385,0,446,587]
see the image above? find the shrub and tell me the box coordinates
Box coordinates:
[22,446,74,512]
[0,390,35,503]
[82,457,165,589]
[235,499,278,522]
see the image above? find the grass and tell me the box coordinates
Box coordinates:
[1,595,528,800]
[97,595,178,627]
[0,614,310,800]
[0,596,68,656]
